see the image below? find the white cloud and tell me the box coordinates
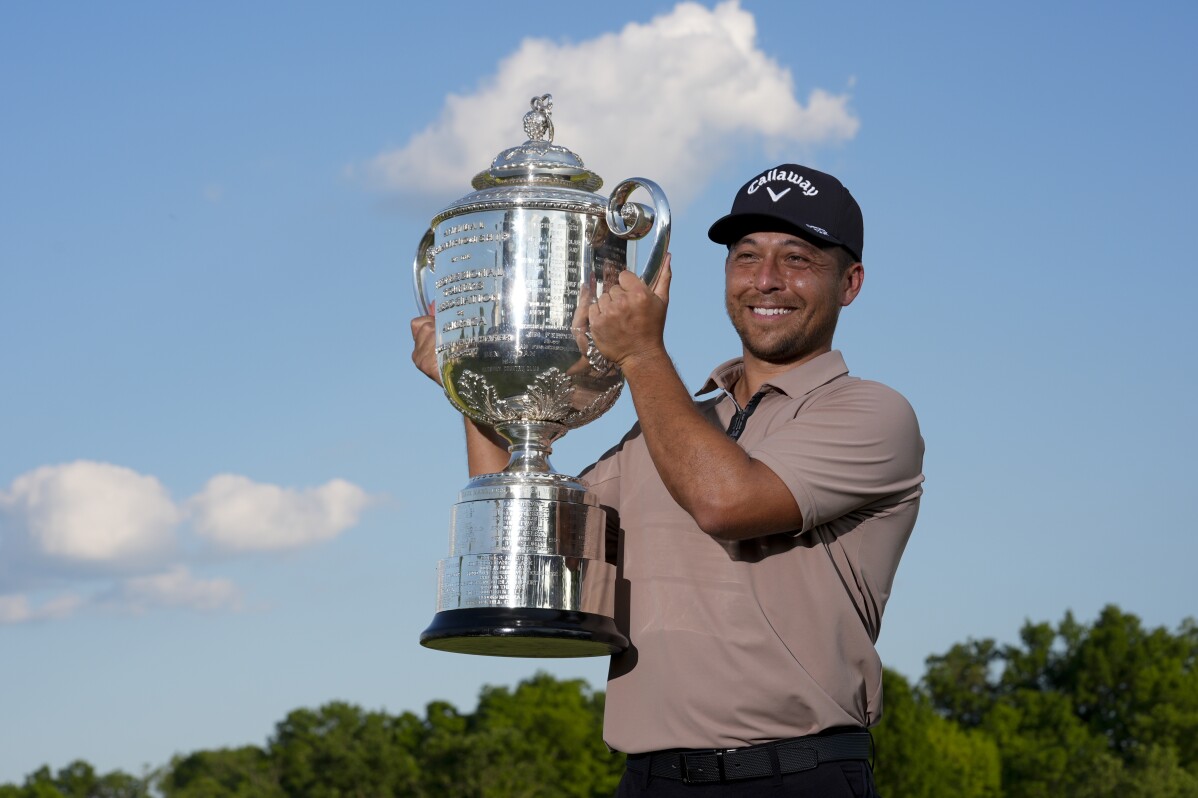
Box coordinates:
[0,461,179,565]
[0,593,83,625]
[0,569,241,624]
[366,0,858,206]
[0,463,372,623]
[188,475,369,552]
[112,567,242,613]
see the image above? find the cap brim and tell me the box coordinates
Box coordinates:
[707,213,845,251]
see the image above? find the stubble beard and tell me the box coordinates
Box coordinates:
[726,297,840,365]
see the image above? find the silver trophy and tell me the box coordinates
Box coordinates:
[413,94,670,657]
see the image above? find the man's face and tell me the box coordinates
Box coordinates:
[724,232,863,366]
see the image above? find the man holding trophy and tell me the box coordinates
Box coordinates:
[411,98,922,797]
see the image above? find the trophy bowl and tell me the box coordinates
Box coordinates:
[413,94,670,657]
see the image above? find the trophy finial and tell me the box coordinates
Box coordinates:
[523,94,555,143]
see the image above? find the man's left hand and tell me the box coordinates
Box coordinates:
[588,253,672,370]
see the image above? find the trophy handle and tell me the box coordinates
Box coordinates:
[412,227,435,314]
[605,178,672,288]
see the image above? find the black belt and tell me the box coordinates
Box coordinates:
[625,730,873,784]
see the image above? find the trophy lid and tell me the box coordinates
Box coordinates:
[470,94,604,192]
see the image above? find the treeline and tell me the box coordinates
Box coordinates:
[4,605,1196,797]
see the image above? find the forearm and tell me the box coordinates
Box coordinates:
[413,312,510,478]
[588,257,802,538]
[465,417,510,477]
[621,349,796,539]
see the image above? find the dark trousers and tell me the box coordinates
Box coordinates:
[615,758,879,797]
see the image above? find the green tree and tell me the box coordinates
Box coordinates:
[470,672,623,797]
[0,764,146,798]
[871,668,1000,797]
[418,672,622,798]
[981,689,1124,798]
[268,702,424,798]
[46,761,146,798]
[924,605,1198,797]
[158,746,283,798]
[1051,607,1198,764]
[15,768,62,798]
[1114,743,1198,798]
[922,639,1001,729]
[16,617,1196,797]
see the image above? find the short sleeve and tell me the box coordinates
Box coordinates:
[748,381,925,534]
[578,422,645,512]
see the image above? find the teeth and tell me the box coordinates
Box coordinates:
[753,307,792,316]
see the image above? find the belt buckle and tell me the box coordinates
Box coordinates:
[680,751,723,783]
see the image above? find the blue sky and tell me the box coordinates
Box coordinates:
[2,0,1196,784]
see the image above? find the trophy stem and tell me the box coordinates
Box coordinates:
[495,421,567,474]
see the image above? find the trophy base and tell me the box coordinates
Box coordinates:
[420,607,628,658]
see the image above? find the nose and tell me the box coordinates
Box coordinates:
[751,255,786,292]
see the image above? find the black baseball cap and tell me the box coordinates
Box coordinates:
[707,163,864,261]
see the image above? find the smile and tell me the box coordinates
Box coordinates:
[751,307,795,317]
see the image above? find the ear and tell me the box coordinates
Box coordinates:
[840,262,864,307]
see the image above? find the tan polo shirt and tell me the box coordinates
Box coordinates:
[581,350,924,753]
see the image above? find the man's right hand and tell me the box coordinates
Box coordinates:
[410,310,442,386]
[411,309,509,475]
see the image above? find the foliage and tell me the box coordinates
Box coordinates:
[157,746,284,798]
[0,761,148,798]
[419,673,622,798]
[154,672,620,798]
[4,606,1196,796]
[871,668,1001,797]
[924,604,1198,797]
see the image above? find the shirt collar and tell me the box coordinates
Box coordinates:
[696,350,851,400]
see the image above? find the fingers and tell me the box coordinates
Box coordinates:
[615,268,642,293]
[589,253,673,324]
[578,280,596,305]
[605,253,671,305]
[653,253,672,304]
[410,314,441,385]
[411,314,435,345]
